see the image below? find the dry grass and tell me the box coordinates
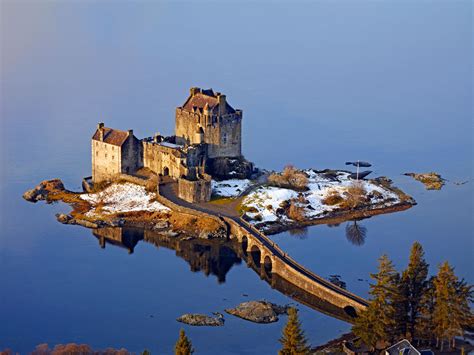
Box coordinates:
[287,199,306,221]
[169,211,222,233]
[322,190,344,206]
[340,181,368,209]
[268,165,309,191]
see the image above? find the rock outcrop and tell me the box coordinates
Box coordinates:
[176,313,224,327]
[23,179,65,202]
[225,300,289,323]
[404,172,445,190]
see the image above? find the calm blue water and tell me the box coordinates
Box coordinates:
[1,1,472,354]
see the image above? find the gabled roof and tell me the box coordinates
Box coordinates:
[181,88,236,114]
[92,127,130,146]
[183,93,219,111]
[386,339,421,355]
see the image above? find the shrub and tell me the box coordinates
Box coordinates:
[340,181,368,209]
[288,199,306,221]
[268,165,308,191]
[322,190,343,206]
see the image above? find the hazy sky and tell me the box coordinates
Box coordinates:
[1,0,472,179]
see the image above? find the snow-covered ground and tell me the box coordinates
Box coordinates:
[211,179,252,198]
[242,170,400,224]
[80,183,170,216]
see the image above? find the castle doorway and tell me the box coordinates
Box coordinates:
[163,167,170,176]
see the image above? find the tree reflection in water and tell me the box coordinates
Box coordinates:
[345,220,367,246]
[288,227,308,239]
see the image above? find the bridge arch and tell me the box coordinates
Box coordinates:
[344,305,357,318]
[241,235,248,256]
[250,245,261,267]
[263,255,272,276]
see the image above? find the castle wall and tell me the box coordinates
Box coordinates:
[92,133,142,183]
[178,175,212,203]
[143,141,187,178]
[207,113,242,159]
[121,136,142,174]
[92,140,122,182]
[175,108,203,146]
[175,108,242,159]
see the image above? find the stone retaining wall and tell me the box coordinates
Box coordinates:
[177,175,211,203]
[156,185,224,229]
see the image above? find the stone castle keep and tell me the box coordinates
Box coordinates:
[91,87,253,203]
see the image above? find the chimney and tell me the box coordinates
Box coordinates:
[217,94,226,116]
[128,129,133,137]
[154,132,162,143]
[190,87,200,96]
[98,122,104,141]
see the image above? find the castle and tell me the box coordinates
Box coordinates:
[91,87,253,203]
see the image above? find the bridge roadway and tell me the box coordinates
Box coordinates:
[159,182,369,316]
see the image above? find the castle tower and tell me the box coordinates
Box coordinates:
[175,87,242,159]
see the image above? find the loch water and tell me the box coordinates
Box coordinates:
[1,1,472,354]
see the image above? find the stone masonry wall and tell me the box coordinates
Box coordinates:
[121,136,142,174]
[177,176,212,203]
[175,109,242,159]
[143,141,187,178]
[92,140,122,182]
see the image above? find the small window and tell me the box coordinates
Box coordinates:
[112,155,114,160]
[222,133,227,144]
[96,151,98,156]
[105,153,108,158]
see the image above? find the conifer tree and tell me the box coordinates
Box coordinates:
[175,329,194,355]
[432,262,472,351]
[352,254,399,350]
[400,242,429,339]
[278,307,310,355]
[452,278,473,348]
[393,272,409,338]
[415,276,436,344]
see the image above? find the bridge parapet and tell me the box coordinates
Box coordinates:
[222,216,368,314]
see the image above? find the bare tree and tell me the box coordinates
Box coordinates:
[345,220,367,246]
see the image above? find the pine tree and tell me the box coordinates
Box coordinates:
[400,242,429,339]
[352,254,399,350]
[450,277,473,348]
[175,329,194,355]
[278,307,310,355]
[393,272,409,338]
[432,262,472,351]
[415,276,436,344]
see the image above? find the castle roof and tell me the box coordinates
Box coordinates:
[182,88,236,114]
[92,127,130,146]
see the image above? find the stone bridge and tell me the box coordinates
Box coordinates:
[158,181,368,318]
[222,216,368,316]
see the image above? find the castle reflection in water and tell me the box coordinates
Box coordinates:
[91,227,359,323]
[93,227,242,284]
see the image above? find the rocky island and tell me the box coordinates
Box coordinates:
[23,87,416,319]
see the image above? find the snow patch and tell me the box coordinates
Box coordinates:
[80,183,170,216]
[242,170,401,225]
[211,179,252,198]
